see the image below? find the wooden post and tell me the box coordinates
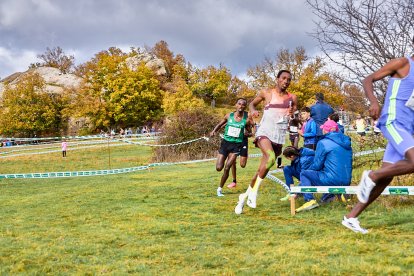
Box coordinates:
[290,184,295,216]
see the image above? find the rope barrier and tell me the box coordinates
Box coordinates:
[0,157,217,179]
[116,136,210,147]
[266,173,290,193]
[0,135,175,159]
[0,133,161,141]
[0,140,386,180]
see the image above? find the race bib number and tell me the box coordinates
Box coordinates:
[405,89,414,111]
[289,126,298,132]
[227,126,241,137]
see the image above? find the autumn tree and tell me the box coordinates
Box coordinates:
[162,77,206,115]
[0,73,62,136]
[31,46,75,74]
[247,47,346,109]
[189,65,232,107]
[307,0,414,99]
[70,47,163,131]
[341,84,367,114]
[228,76,256,103]
[247,47,309,91]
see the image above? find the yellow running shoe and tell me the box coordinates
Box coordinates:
[296,200,319,212]
[279,194,290,201]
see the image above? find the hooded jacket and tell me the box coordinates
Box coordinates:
[287,147,315,176]
[310,100,334,136]
[308,132,353,185]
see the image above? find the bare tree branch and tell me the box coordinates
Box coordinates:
[307,0,414,99]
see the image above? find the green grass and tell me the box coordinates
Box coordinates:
[1,142,414,274]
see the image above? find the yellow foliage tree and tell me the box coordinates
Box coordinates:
[189,65,232,107]
[248,47,346,109]
[0,73,60,136]
[70,47,164,131]
[162,78,206,115]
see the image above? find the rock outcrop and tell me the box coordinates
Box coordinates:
[125,51,167,76]
[0,67,83,96]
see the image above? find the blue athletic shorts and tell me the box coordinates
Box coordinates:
[378,104,414,163]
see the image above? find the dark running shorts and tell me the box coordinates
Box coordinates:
[253,136,282,156]
[289,133,299,143]
[239,137,248,157]
[219,139,243,157]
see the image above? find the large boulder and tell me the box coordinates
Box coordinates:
[125,51,167,76]
[0,67,82,96]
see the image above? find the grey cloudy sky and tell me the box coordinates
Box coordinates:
[0,0,320,79]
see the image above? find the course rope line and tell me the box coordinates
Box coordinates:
[0,157,216,179]
[0,136,159,156]
[290,186,414,195]
[353,148,384,157]
[0,133,160,141]
[116,136,210,147]
[0,148,385,179]
[266,173,290,193]
[0,141,131,159]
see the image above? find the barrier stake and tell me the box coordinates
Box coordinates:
[290,184,295,216]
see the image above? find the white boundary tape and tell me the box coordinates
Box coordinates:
[0,142,387,180]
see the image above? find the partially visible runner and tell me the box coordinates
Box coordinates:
[228,136,249,188]
[235,70,297,214]
[288,111,301,148]
[342,39,414,234]
[210,98,254,197]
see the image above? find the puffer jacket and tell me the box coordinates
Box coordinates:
[308,132,353,185]
[289,147,315,174]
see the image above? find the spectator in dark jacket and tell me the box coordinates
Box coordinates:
[280,146,315,201]
[296,119,353,212]
[311,93,334,143]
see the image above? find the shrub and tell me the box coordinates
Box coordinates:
[153,109,221,162]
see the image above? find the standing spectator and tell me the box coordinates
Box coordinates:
[61,140,68,157]
[353,114,367,136]
[296,120,353,212]
[310,92,334,144]
[299,107,317,150]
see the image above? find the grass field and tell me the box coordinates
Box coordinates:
[1,140,414,274]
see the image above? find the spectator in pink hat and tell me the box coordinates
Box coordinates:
[320,118,339,133]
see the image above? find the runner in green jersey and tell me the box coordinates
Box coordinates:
[210,98,254,197]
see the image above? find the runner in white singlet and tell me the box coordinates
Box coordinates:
[235,70,298,214]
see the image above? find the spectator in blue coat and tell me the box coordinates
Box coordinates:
[280,146,315,201]
[299,107,317,150]
[311,93,334,143]
[296,119,353,212]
